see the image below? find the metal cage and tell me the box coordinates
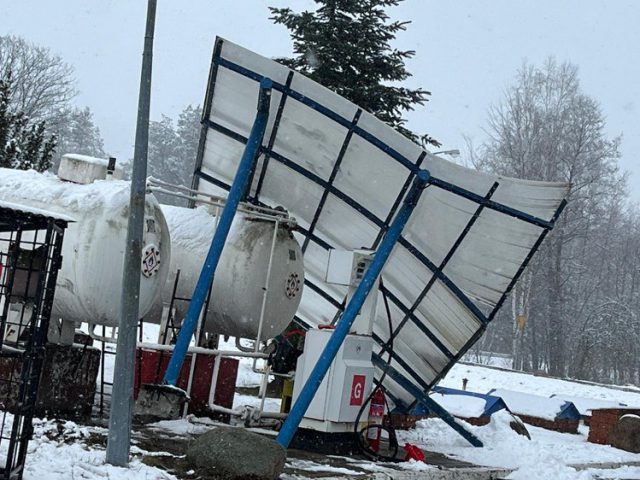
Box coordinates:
[0,204,68,480]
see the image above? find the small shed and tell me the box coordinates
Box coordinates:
[488,388,580,433]
[588,408,640,445]
[430,386,508,425]
[550,394,628,425]
[386,387,508,429]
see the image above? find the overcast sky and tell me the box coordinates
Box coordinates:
[2,0,638,199]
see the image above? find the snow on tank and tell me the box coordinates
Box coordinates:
[148,204,304,340]
[0,164,170,328]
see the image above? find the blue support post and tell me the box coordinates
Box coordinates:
[372,353,483,447]
[276,169,431,449]
[163,78,273,386]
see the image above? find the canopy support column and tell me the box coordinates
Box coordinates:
[163,78,273,386]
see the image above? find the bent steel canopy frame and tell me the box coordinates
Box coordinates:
[191,38,569,414]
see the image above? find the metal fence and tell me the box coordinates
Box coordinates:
[0,205,67,480]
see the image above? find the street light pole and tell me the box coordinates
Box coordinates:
[106,0,157,467]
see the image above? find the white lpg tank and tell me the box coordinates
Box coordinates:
[0,156,170,327]
[149,205,304,340]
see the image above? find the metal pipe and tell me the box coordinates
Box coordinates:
[251,218,280,375]
[106,0,156,467]
[255,219,279,352]
[146,186,296,225]
[207,403,288,420]
[207,353,223,410]
[137,342,269,358]
[146,178,293,220]
[163,78,273,387]
[276,169,431,449]
[258,364,271,414]
[183,311,204,417]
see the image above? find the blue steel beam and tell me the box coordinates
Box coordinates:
[371,353,483,447]
[163,78,273,386]
[276,169,431,449]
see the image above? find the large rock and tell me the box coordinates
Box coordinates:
[186,427,286,479]
[610,414,640,453]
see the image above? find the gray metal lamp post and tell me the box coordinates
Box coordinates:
[106,0,157,466]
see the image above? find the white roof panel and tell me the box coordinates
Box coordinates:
[193,38,570,406]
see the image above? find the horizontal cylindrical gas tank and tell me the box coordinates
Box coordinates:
[0,167,170,327]
[150,205,304,340]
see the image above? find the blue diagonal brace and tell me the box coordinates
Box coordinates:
[163,78,273,386]
[276,169,431,449]
[372,353,483,447]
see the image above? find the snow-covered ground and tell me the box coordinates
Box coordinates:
[12,330,640,479]
[22,419,177,480]
[400,411,640,479]
[441,362,640,406]
[405,361,640,478]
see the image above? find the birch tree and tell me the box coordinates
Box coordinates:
[476,59,626,377]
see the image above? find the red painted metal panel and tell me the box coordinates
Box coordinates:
[134,348,238,416]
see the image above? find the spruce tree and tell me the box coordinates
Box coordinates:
[50,106,105,169]
[270,0,439,147]
[0,74,56,172]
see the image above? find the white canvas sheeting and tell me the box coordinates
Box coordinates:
[192,38,570,405]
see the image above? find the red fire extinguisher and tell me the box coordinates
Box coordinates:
[367,387,386,452]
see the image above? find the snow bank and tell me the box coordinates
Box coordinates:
[0,167,131,212]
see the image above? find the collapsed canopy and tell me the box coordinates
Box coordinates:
[192,38,570,405]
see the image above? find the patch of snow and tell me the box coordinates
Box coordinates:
[147,418,213,436]
[286,459,364,475]
[161,204,216,252]
[63,153,110,166]
[620,414,640,421]
[398,459,433,471]
[233,393,281,412]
